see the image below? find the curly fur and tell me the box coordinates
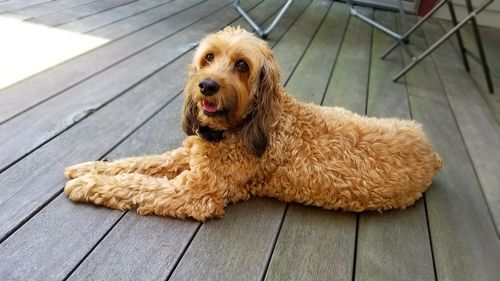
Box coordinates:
[64,27,443,221]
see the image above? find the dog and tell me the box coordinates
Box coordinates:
[64,27,442,221]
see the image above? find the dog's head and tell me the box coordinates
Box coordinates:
[182,26,281,157]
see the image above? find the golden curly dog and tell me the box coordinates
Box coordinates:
[64,27,442,221]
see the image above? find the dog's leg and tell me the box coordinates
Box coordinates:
[64,147,190,180]
[64,170,226,221]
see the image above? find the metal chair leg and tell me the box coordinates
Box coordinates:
[380,0,448,59]
[392,0,494,82]
[465,0,494,93]
[234,0,294,39]
[448,0,470,72]
[345,0,407,42]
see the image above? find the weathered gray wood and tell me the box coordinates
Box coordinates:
[86,0,207,39]
[28,0,136,27]
[284,1,349,103]
[462,23,500,75]
[0,53,190,242]
[64,97,200,281]
[67,212,198,281]
[58,0,174,33]
[365,15,409,119]
[0,0,260,236]
[355,11,435,281]
[423,19,500,235]
[1,2,499,281]
[0,0,264,240]
[9,0,97,19]
[449,22,500,123]
[264,205,356,281]
[0,97,189,281]
[56,2,313,280]
[398,17,447,103]
[0,193,124,281]
[410,95,500,281]
[0,0,235,171]
[272,0,332,83]
[0,0,206,123]
[0,1,263,279]
[169,199,286,281]
[439,20,500,151]
[264,4,357,281]
[168,2,351,280]
[322,7,372,114]
[0,0,52,12]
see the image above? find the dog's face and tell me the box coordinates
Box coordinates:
[182,27,281,157]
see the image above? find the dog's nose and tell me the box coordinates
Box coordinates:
[199,78,220,96]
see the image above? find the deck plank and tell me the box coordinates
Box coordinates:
[0,96,190,281]
[322,7,371,114]
[265,207,356,281]
[405,18,500,281]
[28,0,136,27]
[355,11,435,281]
[0,0,263,243]
[423,19,500,236]
[57,0,175,33]
[0,0,52,12]
[410,96,500,280]
[285,1,349,104]
[0,0,207,123]
[169,199,285,281]
[272,0,331,83]
[8,0,98,19]
[168,1,343,280]
[0,194,124,281]
[0,51,189,238]
[62,1,308,280]
[1,1,499,280]
[65,97,201,281]
[455,22,500,123]
[264,4,357,281]
[0,0,298,280]
[0,0,234,171]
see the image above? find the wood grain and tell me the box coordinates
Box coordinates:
[322,6,372,114]
[58,0,174,33]
[355,11,434,281]
[285,1,349,104]
[0,0,212,123]
[0,0,235,171]
[432,20,500,234]
[264,3,357,281]
[28,0,136,27]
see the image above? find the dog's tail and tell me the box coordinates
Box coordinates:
[432,153,443,172]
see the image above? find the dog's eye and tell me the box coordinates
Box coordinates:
[205,53,214,62]
[235,60,249,72]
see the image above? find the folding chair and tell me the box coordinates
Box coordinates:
[383,0,495,93]
[233,0,294,39]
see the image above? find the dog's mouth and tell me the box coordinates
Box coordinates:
[201,101,227,115]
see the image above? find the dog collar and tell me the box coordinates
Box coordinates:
[197,126,225,142]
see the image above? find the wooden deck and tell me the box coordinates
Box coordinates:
[1,0,500,280]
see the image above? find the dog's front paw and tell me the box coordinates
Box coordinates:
[64,161,106,179]
[64,176,96,202]
[64,175,133,211]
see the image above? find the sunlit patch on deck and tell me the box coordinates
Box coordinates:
[0,16,109,90]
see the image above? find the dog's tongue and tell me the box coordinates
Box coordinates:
[202,101,218,113]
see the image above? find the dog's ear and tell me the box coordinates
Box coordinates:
[181,66,199,136]
[241,54,281,157]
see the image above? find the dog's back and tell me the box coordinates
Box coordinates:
[253,94,442,212]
